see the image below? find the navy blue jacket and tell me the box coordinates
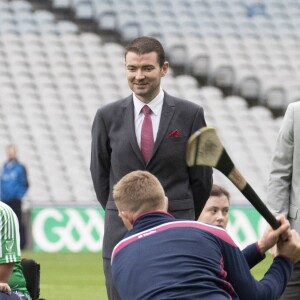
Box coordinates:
[112,212,292,300]
[0,160,28,202]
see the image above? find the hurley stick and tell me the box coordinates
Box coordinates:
[186,127,280,229]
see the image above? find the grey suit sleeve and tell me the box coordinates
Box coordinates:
[188,106,213,219]
[266,104,294,217]
[90,109,111,209]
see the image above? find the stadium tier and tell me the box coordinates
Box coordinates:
[0,0,290,206]
[61,0,300,113]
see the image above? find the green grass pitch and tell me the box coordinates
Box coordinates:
[22,250,273,300]
[22,251,108,300]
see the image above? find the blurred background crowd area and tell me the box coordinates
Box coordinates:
[1,0,299,206]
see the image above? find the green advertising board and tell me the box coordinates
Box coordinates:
[31,206,266,252]
[32,207,105,252]
[227,206,267,249]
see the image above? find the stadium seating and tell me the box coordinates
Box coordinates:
[0,0,289,206]
[63,0,300,113]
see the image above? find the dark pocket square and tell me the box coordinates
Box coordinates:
[168,130,181,138]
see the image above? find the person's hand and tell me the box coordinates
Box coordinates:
[273,229,300,263]
[257,215,291,255]
[0,283,11,294]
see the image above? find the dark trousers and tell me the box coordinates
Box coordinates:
[0,291,28,300]
[3,199,26,249]
[103,258,121,300]
[280,261,300,300]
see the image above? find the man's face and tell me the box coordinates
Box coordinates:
[125,51,168,103]
[198,195,229,229]
[7,146,17,161]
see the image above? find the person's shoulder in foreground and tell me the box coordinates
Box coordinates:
[111,170,300,300]
[0,201,20,265]
[0,202,31,300]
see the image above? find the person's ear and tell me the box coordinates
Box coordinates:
[164,196,169,211]
[161,61,169,76]
[120,211,134,229]
[120,211,130,221]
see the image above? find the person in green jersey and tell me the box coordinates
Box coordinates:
[0,202,31,300]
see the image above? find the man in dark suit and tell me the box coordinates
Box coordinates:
[90,36,213,300]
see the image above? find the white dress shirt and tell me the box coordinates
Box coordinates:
[133,89,164,148]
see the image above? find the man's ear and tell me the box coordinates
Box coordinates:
[120,211,130,220]
[164,196,169,211]
[161,61,169,76]
[119,211,134,229]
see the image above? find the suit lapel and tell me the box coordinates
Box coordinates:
[122,96,145,163]
[151,92,175,159]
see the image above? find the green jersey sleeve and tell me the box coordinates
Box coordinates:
[0,202,21,264]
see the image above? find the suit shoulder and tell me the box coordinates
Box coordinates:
[287,101,300,112]
[96,96,131,115]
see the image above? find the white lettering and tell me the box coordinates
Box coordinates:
[32,209,65,252]
[32,208,104,252]
[227,210,258,248]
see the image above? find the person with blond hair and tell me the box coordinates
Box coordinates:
[112,170,300,300]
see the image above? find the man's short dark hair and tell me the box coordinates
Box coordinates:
[210,184,230,202]
[125,36,166,67]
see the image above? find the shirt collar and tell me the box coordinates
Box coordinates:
[132,210,175,226]
[7,160,17,167]
[133,89,164,116]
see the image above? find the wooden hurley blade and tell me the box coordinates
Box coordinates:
[186,127,223,168]
[187,127,247,190]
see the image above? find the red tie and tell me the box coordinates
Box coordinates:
[141,105,154,163]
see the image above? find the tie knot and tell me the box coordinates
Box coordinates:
[142,105,151,115]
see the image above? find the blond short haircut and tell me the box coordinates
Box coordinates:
[113,171,165,215]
